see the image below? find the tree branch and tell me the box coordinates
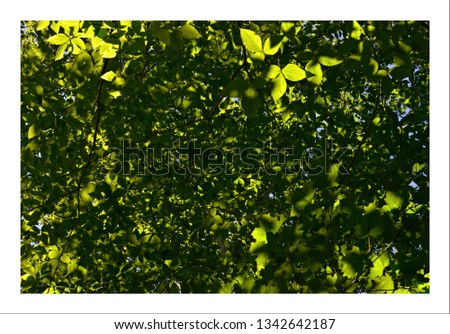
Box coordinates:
[50,58,109,287]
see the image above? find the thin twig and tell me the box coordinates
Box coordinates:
[50,59,109,287]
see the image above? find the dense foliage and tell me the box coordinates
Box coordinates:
[21,21,429,293]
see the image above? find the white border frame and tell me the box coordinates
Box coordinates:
[1,0,448,315]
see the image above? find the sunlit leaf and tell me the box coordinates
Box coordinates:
[305,60,322,86]
[36,21,50,31]
[240,28,263,53]
[271,74,287,101]
[265,65,281,79]
[382,191,403,212]
[282,63,306,81]
[318,54,344,67]
[179,24,202,40]
[55,41,69,60]
[47,33,70,45]
[101,71,116,82]
[263,36,283,55]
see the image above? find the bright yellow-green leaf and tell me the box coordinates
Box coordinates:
[55,42,69,60]
[77,25,95,39]
[80,189,92,204]
[67,261,77,275]
[47,33,70,45]
[50,21,61,33]
[28,124,40,139]
[114,77,125,87]
[60,21,80,28]
[318,55,344,67]
[255,252,269,272]
[71,38,86,55]
[34,84,44,96]
[368,57,379,75]
[83,183,96,194]
[327,163,341,185]
[101,71,116,82]
[240,28,263,53]
[92,36,104,49]
[99,43,118,59]
[413,163,426,172]
[265,65,281,79]
[305,60,323,87]
[263,36,282,55]
[375,69,388,78]
[373,275,394,293]
[179,24,202,40]
[370,252,390,277]
[109,91,122,99]
[282,110,291,123]
[36,21,50,31]
[60,254,70,264]
[48,250,60,259]
[250,51,265,61]
[351,21,365,40]
[250,227,267,254]
[271,74,287,101]
[282,63,306,81]
[281,22,295,34]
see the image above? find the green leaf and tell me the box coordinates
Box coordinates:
[382,191,403,212]
[55,42,69,60]
[109,91,122,99]
[60,254,70,264]
[370,252,390,277]
[263,36,283,55]
[101,71,117,82]
[270,74,287,101]
[350,20,365,40]
[265,65,281,79]
[48,249,60,259]
[282,64,306,81]
[156,29,171,45]
[341,246,365,279]
[318,55,344,67]
[47,33,70,45]
[27,124,40,139]
[99,43,118,59]
[281,22,295,34]
[305,60,323,86]
[179,24,202,40]
[71,37,86,55]
[250,51,265,61]
[282,110,291,123]
[36,21,50,31]
[150,235,161,245]
[240,28,263,53]
[80,189,92,204]
[250,227,267,253]
[373,275,394,293]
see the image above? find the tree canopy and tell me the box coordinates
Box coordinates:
[21,20,429,293]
